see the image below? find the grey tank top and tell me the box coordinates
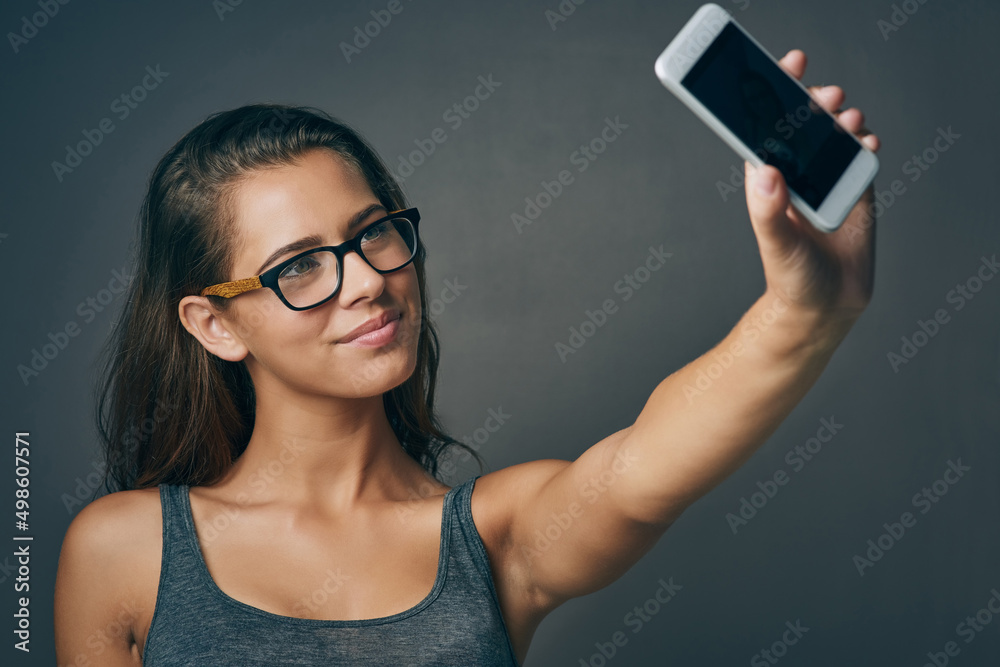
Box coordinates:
[142,474,521,666]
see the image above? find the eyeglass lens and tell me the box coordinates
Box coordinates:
[277,217,417,308]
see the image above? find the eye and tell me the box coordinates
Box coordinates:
[361,221,388,244]
[281,255,320,279]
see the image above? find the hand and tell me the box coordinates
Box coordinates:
[743,49,881,324]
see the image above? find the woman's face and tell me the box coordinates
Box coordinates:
[215,148,422,398]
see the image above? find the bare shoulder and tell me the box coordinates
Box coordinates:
[470,460,573,534]
[467,460,571,596]
[64,486,162,538]
[55,487,163,665]
[59,487,163,569]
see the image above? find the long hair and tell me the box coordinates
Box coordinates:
[93,103,486,492]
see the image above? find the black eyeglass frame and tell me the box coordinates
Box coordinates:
[199,207,421,311]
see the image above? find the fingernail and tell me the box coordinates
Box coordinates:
[755,169,775,196]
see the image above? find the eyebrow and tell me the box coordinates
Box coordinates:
[253,203,388,275]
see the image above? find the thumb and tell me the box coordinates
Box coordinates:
[744,161,800,261]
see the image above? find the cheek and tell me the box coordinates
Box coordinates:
[387,265,421,306]
[235,298,325,350]
[230,297,283,341]
[385,266,422,342]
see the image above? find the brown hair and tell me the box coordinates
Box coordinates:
[93,103,485,492]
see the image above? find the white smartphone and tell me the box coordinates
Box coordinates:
[654,3,879,232]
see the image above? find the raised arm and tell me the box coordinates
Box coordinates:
[494,49,882,616]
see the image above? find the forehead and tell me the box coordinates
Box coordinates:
[229,149,377,274]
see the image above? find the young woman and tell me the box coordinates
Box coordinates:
[54,49,879,666]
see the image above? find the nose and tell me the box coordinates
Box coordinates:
[336,249,386,305]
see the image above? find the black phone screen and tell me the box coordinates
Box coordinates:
[681,22,860,209]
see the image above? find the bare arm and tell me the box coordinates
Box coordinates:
[495,48,881,615]
[608,290,854,525]
[55,492,153,666]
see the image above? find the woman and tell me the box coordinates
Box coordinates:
[54,49,879,666]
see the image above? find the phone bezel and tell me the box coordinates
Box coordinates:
[654,3,879,232]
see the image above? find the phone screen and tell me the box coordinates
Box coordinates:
[681,22,860,209]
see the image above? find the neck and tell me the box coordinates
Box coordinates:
[207,384,444,514]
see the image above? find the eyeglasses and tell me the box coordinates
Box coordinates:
[200,208,420,311]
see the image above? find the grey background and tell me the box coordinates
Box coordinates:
[2,0,998,664]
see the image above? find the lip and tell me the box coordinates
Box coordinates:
[339,309,402,346]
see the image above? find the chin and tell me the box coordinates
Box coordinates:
[340,346,418,397]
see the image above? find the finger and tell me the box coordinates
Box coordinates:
[807,84,846,115]
[834,107,865,134]
[805,93,878,151]
[779,49,807,80]
[844,120,880,153]
[861,133,881,152]
[744,161,801,261]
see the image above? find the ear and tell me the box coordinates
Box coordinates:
[178,296,249,362]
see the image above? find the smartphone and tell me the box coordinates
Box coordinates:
[654,3,878,232]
